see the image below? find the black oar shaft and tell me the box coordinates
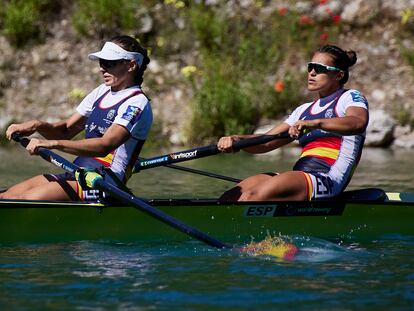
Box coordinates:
[140,159,242,183]
[165,163,242,183]
[232,132,290,149]
[93,178,230,248]
[135,132,290,172]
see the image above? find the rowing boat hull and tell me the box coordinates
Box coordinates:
[1,191,413,244]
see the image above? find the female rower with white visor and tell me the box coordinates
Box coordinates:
[217,44,369,202]
[1,35,153,201]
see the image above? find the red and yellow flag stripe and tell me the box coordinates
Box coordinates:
[93,152,114,167]
[300,137,342,165]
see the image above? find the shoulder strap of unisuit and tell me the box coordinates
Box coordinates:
[92,89,111,107]
[116,90,144,106]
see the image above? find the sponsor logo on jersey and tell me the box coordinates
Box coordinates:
[325,108,334,118]
[98,126,107,135]
[350,91,368,105]
[88,122,97,132]
[106,109,116,121]
[122,105,142,123]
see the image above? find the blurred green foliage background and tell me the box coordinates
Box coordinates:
[1,0,413,142]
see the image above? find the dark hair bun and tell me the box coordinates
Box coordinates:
[346,50,357,67]
[143,52,150,67]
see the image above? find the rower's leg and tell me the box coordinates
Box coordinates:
[0,175,77,201]
[19,180,78,201]
[238,171,309,201]
[219,173,274,201]
[0,175,49,199]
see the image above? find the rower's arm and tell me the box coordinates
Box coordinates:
[324,106,368,134]
[290,107,368,136]
[43,123,130,157]
[218,123,293,154]
[38,113,87,139]
[245,123,293,153]
[6,112,86,140]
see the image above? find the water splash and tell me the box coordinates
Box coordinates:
[240,235,299,261]
[291,235,369,263]
[239,234,367,263]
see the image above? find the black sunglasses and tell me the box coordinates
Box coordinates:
[307,62,342,74]
[99,59,126,69]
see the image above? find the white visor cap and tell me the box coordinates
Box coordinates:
[88,41,144,66]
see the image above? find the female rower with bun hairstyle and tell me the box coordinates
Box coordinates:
[218,44,369,202]
[1,35,152,201]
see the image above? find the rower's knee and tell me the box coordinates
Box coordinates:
[0,191,20,200]
[238,189,262,201]
[0,191,36,200]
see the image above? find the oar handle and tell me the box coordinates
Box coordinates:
[135,131,290,172]
[231,132,291,150]
[11,133,28,146]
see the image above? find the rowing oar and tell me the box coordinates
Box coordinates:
[139,159,242,183]
[11,134,231,249]
[134,132,291,172]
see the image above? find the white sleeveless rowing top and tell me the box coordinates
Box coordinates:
[75,84,153,182]
[284,88,369,199]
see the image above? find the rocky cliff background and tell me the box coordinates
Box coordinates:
[1,0,414,147]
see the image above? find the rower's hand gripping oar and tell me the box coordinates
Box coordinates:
[134,132,291,172]
[12,134,77,174]
[11,133,231,249]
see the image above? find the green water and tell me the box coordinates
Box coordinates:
[0,146,413,310]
